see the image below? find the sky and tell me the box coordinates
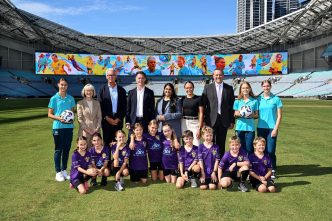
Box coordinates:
[11,0,237,37]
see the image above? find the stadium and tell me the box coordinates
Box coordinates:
[0,0,332,220]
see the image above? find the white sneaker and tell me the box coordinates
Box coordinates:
[114,182,124,191]
[55,172,65,182]
[61,170,70,180]
[190,178,198,188]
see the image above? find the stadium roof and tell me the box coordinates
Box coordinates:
[0,0,331,55]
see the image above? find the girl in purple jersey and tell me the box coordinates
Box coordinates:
[249,137,276,193]
[69,136,97,194]
[129,123,149,184]
[218,136,250,192]
[198,126,220,190]
[161,123,180,184]
[111,130,130,191]
[89,133,110,187]
[176,130,200,189]
[145,120,164,181]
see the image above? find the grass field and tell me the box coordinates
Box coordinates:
[0,98,332,221]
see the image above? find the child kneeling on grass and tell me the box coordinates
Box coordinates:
[176,130,200,189]
[248,137,276,193]
[70,136,97,194]
[218,135,250,192]
[89,133,110,187]
[198,126,220,190]
[111,130,130,191]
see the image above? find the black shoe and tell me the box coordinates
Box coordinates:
[238,182,249,192]
[100,176,107,186]
[90,178,97,187]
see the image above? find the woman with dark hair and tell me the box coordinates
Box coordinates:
[155,83,182,139]
[181,81,203,146]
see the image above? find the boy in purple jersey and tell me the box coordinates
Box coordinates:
[162,123,180,184]
[129,123,149,184]
[198,126,220,190]
[249,137,276,193]
[218,136,250,192]
[70,136,97,194]
[144,120,164,181]
[111,130,130,191]
[176,130,200,189]
[89,133,110,187]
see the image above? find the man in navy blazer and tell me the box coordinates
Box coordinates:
[202,69,235,156]
[126,71,155,132]
[98,68,127,146]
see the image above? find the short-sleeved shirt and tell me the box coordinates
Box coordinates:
[178,145,198,171]
[48,92,75,129]
[89,146,110,168]
[70,150,92,181]
[162,139,179,170]
[188,66,202,75]
[249,153,272,176]
[218,149,249,172]
[182,95,203,117]
[144,68,162,75]
[271,61,283,72]
[257,93,283,129]
[110,144,130,167]
[51,60,67,74]
[144,132,163,163]
[198,144,220,178]
[129,139,148,170]
[233,97,258,131]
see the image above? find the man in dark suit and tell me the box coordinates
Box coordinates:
[98,68,127,146]
[126,71,155,132]
[202,69,235,157]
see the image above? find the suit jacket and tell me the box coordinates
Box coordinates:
[98,84,127,122]
[201,82,235,127]
[77,98,102,137]
[126,87,155,127]
[155,98,182,139]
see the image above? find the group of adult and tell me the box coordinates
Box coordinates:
[48,68,282,182]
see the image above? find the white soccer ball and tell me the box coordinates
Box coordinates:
[60,110,74,124]
[239,105,252,118]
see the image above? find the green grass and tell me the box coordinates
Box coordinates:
[0,98,332,221]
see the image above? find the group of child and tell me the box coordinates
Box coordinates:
[70,119,275,194]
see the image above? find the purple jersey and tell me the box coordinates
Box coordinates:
[110,144,130,167]
[249,153,272,176]
[89,146,110,168]
[178,145,198,171]
[198,144,220,178]
[70,150,92,181]
[219,149,249,172]
[162,139,179,170]
[129,139,148,170]
[144,132,163,163]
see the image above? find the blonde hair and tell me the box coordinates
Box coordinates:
[253,137,266,147]
[229,135,241,144]
[201,126,214,136]
[237,81,255,99]
[81,83,96,98]
[148,119,158,127]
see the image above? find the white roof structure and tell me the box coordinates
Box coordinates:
[0,0,331,54]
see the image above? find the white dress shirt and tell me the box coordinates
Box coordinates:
[215,82,224,114]
[136,87,145,117]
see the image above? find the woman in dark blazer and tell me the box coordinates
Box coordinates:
[155,83,182,139]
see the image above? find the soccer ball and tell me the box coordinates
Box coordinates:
[239,105,252,118]
[60,110,74,123]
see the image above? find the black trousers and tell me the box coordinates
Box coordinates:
[213,114,229,158]
[102,119,123,147]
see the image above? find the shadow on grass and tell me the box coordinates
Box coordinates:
[278,164,332,177]
[0,114,45,124]
[276,181,311,192]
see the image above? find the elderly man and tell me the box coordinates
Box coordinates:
[98,68,127,146]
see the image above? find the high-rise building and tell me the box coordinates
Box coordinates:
[237,0,301,33]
